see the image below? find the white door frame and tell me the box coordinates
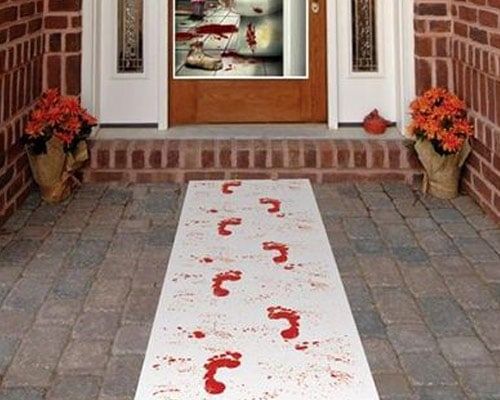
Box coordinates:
[82,0,414,131]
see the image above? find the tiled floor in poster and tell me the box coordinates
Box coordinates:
[174,5,283,77]
[134,180,379,399]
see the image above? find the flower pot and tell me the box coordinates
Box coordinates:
[27,138,88,203]
[414,139,471,200]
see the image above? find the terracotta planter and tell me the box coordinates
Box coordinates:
[27,138,89,203]
[414,139,471,199]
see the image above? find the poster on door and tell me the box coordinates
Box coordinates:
[173,0,308,79]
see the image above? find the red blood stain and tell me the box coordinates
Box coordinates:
[253,7,263,13]
[176,24,238,42]
[267,306,300,340]
[199,257,214,264]
[212,270,242,297]
[295,343,308,351]
[221,180,241,194]
[190,330,206,339]
[330,370,354,384]
[262,242,289,264]
[218,217,242,236]
[208,209,218,213]
[259,198,282,214]
[204,352,242,395]
[246,23,257,52]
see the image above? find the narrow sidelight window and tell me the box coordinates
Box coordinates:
[351,0,378,72]
[117,0,144,73]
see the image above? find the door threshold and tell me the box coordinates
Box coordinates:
[92,124,403,141]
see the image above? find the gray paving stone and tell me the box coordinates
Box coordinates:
[440,222,479,238]
[16,225,52,240]
[3,325,70,387]
[0,388,45,400]
[73,311,120,340]
[400,267,449,298]
[58,340,110,374]
[430,256,475,276]
[329,254,360,277]
[370,210,405,225]
[343,276,375,311]
[22,256,64,280]
[144,227,176,249]
[88,206,124,227]
[0,337,19,375]
[36,298,82,326]
[415,386,467,400]
[67,240,110,270]
[469,310,500,351]
[430,209,466,223]
[97,257,138,279]
[456,366,500,399]
[343,218,379,239]
[419,297,474,337]
[112,324,151,355]
[122,288,161,324]
[387,324,438,354]
[481,229,500,254]
[0,210,33,232]
[406,217,440,233]
[81,224,117,240]
[356,182,384,192]
[52,268,95,300]
[352,309,387,339]
[466,214,499,232]
[36,233,78,260]
[383,182,416,200]
[438,336,495,367]
[47,375,100,400]
[474,262,500,283]
[3,277,51,313]
[455,237,499,263]
[53,212,91,233]
[373,373,413,400]
[0,283,10,304]
[358,256,403,288]
[391,247,429,265]
[399,352,457,387]
[420,196,453,210]
[451,196,484,216]
[131,260,167,289]
[101,187,132,206]
[0,310,34,338]
[393,199,429,218]
[415,231,459,256]
[363,338,401,373]
[85,278,131,311]
[0,239,40,265]
[445,275,499,310]
[373,288,423,325]
[107,233,144,260]
[379,224,418,248]
[353,239,387,255]
[101,355,143,398]
[0,265,23,287]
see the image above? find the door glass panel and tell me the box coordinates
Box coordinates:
[117,0,144,73]
[351,0,378,72]
[173,0,307,79]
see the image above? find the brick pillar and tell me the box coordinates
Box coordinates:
[43,0,82,95]
[414,0,453,94]
[0,0,45,223]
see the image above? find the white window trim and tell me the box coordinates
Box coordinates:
[82,0,415,131]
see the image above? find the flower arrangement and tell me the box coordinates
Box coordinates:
[407,87,473,155]
[23,89,97,155]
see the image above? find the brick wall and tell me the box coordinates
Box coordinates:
[415,0,500,221]
[451,0,500,221]
[43,0,82,95]
[0,0,44,225]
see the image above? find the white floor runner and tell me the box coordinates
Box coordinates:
[135,180,379,399]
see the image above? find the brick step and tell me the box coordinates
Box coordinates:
[84,138,423,184]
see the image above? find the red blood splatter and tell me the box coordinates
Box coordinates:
[204,352,242,395]
[295,343,308,351]
[259,198,282,214]
[253,7,263,13]
[218,217,242,236]
[191,330,206,339]
[212,270,242,297]
[222,180,241,194]
[199,257,214,264]
[176,31,200,42]
[262,242,289,264]
[176,24,238,42]
[267,306,300,340]
[152,363,161,370]
[330,370,354,384]
[246,23,257,52]
[208,209,218,213]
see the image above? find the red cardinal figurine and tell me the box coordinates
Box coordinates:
[363,109,390,135]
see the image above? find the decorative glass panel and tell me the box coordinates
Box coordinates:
[173,0,307,79]
[117,0,144,73]
[351,0,378,72]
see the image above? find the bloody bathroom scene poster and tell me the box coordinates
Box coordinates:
[173,0,307,79]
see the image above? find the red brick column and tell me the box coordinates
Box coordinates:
[450,0,500,220]
[414,0,453,94]
[0,0,45,224]
[43,0,82,95]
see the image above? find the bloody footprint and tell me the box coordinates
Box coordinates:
[204,352,242,395]
[218,218,242,236]
[262,242,289,264]
[212,270,242,297]
[259,198,282,214]
[267,306,301,339]
[221,181,241,194]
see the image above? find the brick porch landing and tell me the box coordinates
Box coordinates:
[84,128,423,184]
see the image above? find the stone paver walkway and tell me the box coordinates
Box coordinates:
[0,182,498,400]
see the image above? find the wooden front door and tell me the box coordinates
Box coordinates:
[169,1,327,125]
